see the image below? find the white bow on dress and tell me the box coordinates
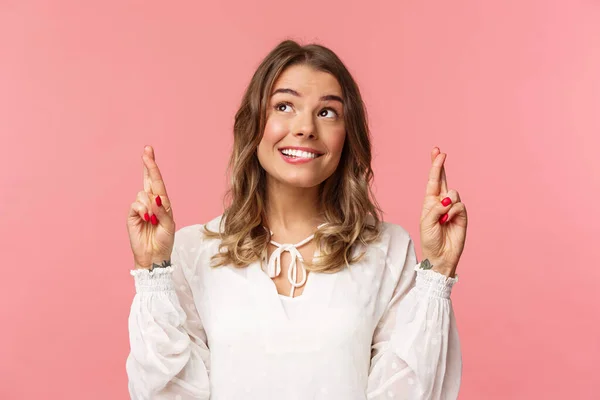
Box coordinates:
[263,223,327,297]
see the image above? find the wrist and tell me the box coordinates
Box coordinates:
[148,258,172,272]
[134,258,171,271]
[431,265,457,278]
[420,257,456,278]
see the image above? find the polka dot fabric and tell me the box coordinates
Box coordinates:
[126,215,461,399]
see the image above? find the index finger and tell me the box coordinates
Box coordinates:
[440,163,448,195]
[142,146,169,197]
[143,147,152,193]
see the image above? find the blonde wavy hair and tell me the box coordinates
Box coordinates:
[204,39,383,273]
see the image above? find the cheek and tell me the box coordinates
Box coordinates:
[262,117,288,145]
[327,128,346,157]
[257,116,288,168]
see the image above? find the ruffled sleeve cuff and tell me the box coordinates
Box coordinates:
[129,265,176,293]
[414,262,459,299]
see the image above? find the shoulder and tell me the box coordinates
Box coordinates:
[171,215,224,281]
[371,220,414,255]
[365,220,417,279]
[379,220,411,240]
[203,214,225,235]
[173,214,224,253]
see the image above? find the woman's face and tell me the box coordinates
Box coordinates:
[257,64,346,189]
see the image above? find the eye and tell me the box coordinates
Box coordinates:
[319,108,338,118]
[274,102,293,113]
[273,102,339,118]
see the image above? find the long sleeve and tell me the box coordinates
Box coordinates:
[126,230,210,399]
[366,237,461,400]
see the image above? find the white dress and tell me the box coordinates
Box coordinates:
[126,214,461,399]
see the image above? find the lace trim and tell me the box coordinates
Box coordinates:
[129,265,176,293]
[414,266,458,299]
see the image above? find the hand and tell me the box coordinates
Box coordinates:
[419,147,468,278]
[126,145,176,270]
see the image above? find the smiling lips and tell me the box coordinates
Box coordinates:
[279,147,323,164]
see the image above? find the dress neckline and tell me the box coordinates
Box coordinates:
[261,222,327,298]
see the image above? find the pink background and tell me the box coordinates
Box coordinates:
[1,0,599,399]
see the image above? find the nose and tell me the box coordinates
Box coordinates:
[292,112,317,140]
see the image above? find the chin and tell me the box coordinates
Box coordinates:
[277,174,324,189]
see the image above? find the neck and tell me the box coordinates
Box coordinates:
[264,177,324,237]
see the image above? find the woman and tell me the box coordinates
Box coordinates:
[126,40,468,399]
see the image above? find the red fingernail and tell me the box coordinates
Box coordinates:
[440,213,449,223]
[155,195,162,207]
[151,214,158,225]
[441,197,452,207]
[144,212,150,222]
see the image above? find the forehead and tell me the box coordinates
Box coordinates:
[272,64,342,96]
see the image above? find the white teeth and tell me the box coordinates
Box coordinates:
[281,149,319,159]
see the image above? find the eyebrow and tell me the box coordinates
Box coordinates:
[271,88,344,104]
